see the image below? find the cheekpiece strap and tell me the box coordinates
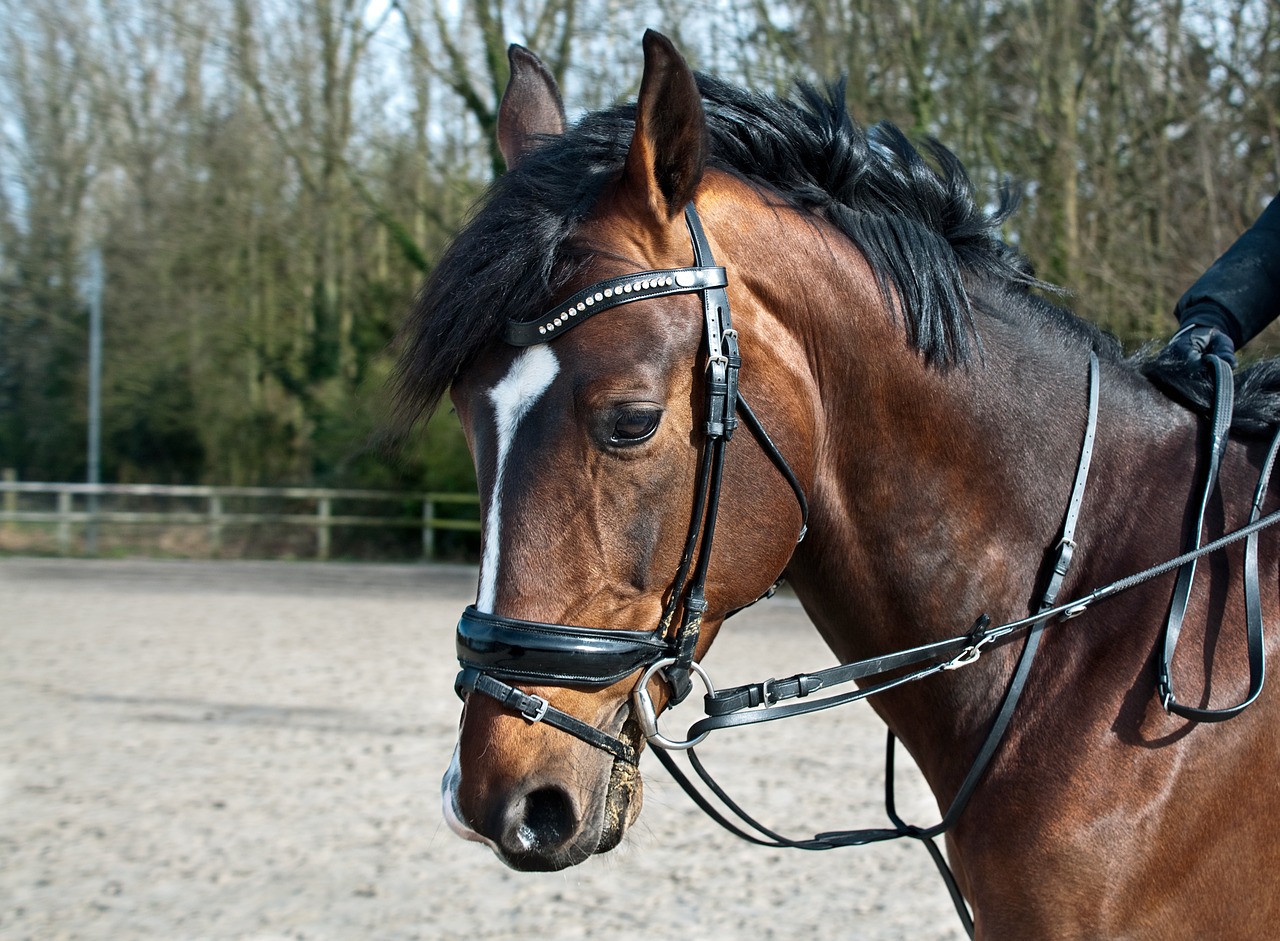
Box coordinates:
[685,204,739,440]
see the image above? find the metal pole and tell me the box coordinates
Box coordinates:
[86,248,103,555]
[57,490,72,556]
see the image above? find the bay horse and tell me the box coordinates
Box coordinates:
[395,31,1280,939]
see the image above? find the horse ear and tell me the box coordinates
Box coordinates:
[497,45,566,171]
[622,30,708,222]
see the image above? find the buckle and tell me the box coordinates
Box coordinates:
[520,694,550,723]
[758,678,775,707]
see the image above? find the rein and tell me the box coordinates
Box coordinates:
[452,201,1280,938]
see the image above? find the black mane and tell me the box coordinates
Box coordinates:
[393,74,1280,433]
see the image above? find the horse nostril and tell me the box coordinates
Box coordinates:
[513,785,577,852]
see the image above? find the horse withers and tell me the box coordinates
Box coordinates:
[396,31,1280,939]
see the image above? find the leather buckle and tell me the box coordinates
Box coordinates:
[521,694,550,723]
[758,678,775,706]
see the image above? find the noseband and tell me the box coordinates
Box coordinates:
[455,203,809,764]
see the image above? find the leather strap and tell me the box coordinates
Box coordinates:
[699,616,993,723]
[1158,354,1269,720]
[658,205,742,702]
[456,606,669,686]
[698,354,1100,737]
[455,668,640,765]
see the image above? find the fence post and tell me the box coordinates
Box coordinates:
[422,497,434,559]
[57,490,72,555]
[2,469,14,532]
[208,493,223,558]
[85,485,99,557]
[316,496,331,561]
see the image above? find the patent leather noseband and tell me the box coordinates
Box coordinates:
[455,203,809,765]
[457,607,669,687]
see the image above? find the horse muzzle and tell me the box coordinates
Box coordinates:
[443,722,644,871]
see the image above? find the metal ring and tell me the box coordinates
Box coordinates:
[631,657,715,750]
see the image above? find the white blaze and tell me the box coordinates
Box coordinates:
[477,345,559,613]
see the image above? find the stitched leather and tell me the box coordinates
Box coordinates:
[456,606,668,686]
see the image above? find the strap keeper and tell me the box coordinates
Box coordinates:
[965,614,993,645]
[664,665,693,705]
[1156,664,1175,712]
[1053,538,1076,577]
[796,674,822,697]
[454,667,478,701]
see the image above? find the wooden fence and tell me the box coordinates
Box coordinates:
[0,477,480,560]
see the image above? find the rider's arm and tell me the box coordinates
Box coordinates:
[1175,193,1280,350]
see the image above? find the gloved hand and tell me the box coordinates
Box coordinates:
[1166,317,1237,369]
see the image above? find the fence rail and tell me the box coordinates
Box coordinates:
[0,479,480,560]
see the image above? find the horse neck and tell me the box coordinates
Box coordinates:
[786,301,1104,662]
[723,197,1198,795]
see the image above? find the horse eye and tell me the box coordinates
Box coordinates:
[609,408,662,445]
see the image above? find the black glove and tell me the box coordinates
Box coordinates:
[1166,311,1237,369]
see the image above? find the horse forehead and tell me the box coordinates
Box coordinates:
[486,345,560,433]
[452,345,556,434]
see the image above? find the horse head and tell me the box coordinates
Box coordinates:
[430,33,811,870]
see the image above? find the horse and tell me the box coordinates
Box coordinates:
[394,31,1280,939]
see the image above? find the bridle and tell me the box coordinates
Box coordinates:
[455,203,810,765]
[453,201,1280,938]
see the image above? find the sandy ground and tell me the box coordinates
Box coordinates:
[0,557,966,941]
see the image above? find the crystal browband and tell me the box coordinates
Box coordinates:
[504,266,727,346]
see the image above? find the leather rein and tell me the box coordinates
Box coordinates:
[452,202,1280,937]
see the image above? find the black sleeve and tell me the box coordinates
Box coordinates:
[1175,193,1280,347]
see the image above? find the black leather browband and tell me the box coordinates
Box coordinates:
[456,605,669,686]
